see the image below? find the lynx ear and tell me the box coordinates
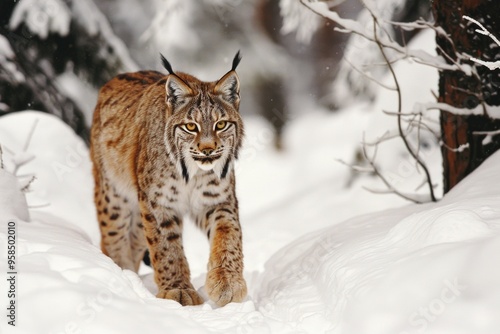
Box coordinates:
[214,51,241,105]
[165,75,193,109]
[214,71,240,105]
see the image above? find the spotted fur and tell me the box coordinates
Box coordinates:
[90,53,246,306]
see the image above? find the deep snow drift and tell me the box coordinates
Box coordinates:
[0,110,499,334]
[258,152,500,333]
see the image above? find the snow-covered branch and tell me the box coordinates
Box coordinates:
[1,0,141,142]
[280,0,322,43]
[463,15,500,71]
[299,0,459,72]
[413,101,500,119]
[9,0,71,39]
[0,34,25,84]
[287,0,441,202]
[473,129,500,146]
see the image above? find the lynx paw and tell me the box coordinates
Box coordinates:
[205,268,247,307]
[157,288,204,306]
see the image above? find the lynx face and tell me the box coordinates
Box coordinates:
[164,70,243,180]
[179,115,236,171]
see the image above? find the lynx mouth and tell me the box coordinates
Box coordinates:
[192,155,221,171]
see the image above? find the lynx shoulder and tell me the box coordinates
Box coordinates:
[90,52,246,306]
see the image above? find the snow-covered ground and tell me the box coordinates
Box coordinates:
[1,30,499,334]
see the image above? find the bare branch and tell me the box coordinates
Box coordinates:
[361,136,428,204]
[336,158,374,173]
[369,12,437,202]
[408,119,441,139]
[300,0,461,72]
[343,57,397,91]
[362,186,432,203]
[23,118,39,152]
[299,0,442,202]
[20,176,36,193]
[362,128,407,147]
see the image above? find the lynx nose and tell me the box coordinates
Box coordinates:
[201,148,214,156]
[199,142,217,156]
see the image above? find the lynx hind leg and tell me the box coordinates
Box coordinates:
[94,175,135,271]
[129,210,148,271]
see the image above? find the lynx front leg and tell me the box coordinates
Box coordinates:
[204,205,247,306]
[139,193,203,306]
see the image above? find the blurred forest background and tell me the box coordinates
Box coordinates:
[0,0,430,144]
[1,0,499,199]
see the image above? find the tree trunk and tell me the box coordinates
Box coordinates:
[433,0,500,193]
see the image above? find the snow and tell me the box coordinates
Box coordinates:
[9,0,71,40]
[56,72,99,127]
[0,168,30,222]
[0,30,499,334]
[0,35,25,84]
[280,0,322,44]
[258,158,500,332]
[0,35,15,60]
[70,0,138,72]
[8,0,137,73]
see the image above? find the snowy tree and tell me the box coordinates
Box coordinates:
[93,0,157,69]
[282,0,442,202]
[281,0,500,200]
[433,0,500,193]
[316,0,431,108]
[0,0,137,143]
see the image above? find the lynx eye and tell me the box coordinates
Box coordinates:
[215,121,228,131]
[184,123,198,132]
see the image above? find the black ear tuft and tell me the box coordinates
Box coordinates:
[231,50,242,72]
[160,53,174,75]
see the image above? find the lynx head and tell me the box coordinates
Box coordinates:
[162,52,244,182]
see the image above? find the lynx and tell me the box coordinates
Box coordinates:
[90,52,247,306]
